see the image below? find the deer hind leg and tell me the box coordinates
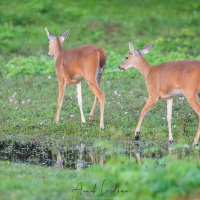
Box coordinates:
[86,78,105,129]
[89,71,103,122]
[184,93,200,146]
[55,82,66,122]
[135,96,158,140]
[167,98,174,143]
[76,82,86,123]
[89,96,98,122]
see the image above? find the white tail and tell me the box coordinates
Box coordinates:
[119,42,200,146]
[45,27,106,129]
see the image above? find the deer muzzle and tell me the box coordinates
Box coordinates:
[119,66,125,71]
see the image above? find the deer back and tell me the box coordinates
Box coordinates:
[55,44,106,85]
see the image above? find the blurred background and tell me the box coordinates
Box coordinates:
[1,0,200,78]
[0,0,200,56]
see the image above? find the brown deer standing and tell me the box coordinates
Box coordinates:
[45,27,106,129]
[119,42,200,146]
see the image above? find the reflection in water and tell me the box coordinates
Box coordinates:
[0,136,199,170]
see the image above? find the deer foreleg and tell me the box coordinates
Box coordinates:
[89,71,103,122]
[87,81,104,129]
[89,96,97,122]
[135,97,158,140]
[55,82,66,122]
[167,98,173,142]
[76,82,86,123]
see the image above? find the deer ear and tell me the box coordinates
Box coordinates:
[140,42,152,55]
[60,29,70,41]
[45,27,55,40]
[129,43,135,54]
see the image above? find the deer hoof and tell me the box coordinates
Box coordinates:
[89,115,93,122]
[135,132,140,140]
[169,140,174,144]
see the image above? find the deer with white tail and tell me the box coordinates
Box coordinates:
[119,42,200,146]
[45,27,106,129]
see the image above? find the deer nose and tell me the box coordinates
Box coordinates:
[119,66,124,71]
[48,54,53,58]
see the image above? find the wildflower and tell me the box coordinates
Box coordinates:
[179,97,185,101]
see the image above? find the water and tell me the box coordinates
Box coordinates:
[0,135,199,170]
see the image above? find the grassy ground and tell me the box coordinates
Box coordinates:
[0,0,200,199]
[0,75,199,145]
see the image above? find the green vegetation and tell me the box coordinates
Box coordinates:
[1,156,200,200]
[0,0,200,199]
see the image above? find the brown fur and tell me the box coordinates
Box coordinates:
[119,42,200,145]
[45,28,106,129]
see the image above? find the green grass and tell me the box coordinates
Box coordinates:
[1,0,200,199]
[0,74,199,145]
[0,156,200,200]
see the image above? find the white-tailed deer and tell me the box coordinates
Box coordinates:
[45,27,106,129]
[119,42,200,146]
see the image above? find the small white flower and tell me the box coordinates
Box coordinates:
[178,97,184,101]
[22,101,25,104]
[27,99,30,102]
[70,114,75,118]
[47,75,52,79]
[162,117,166,120]
[124,112,128,114]
[9,99,13,102]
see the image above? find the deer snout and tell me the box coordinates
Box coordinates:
[48,53,54,58]
[119,66,125,71]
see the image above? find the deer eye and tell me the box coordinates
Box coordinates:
[126,56,128,59]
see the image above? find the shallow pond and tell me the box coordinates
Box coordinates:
[0,135,199,169]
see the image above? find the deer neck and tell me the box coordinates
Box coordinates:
[54,38,63,60]
[136,56,151,78]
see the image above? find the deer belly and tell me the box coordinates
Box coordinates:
[169,88,183,96]
[160,88,183,99]
[71,74,84,83]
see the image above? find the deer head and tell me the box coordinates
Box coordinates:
[45,27,70,58]
[119,42,152,71]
